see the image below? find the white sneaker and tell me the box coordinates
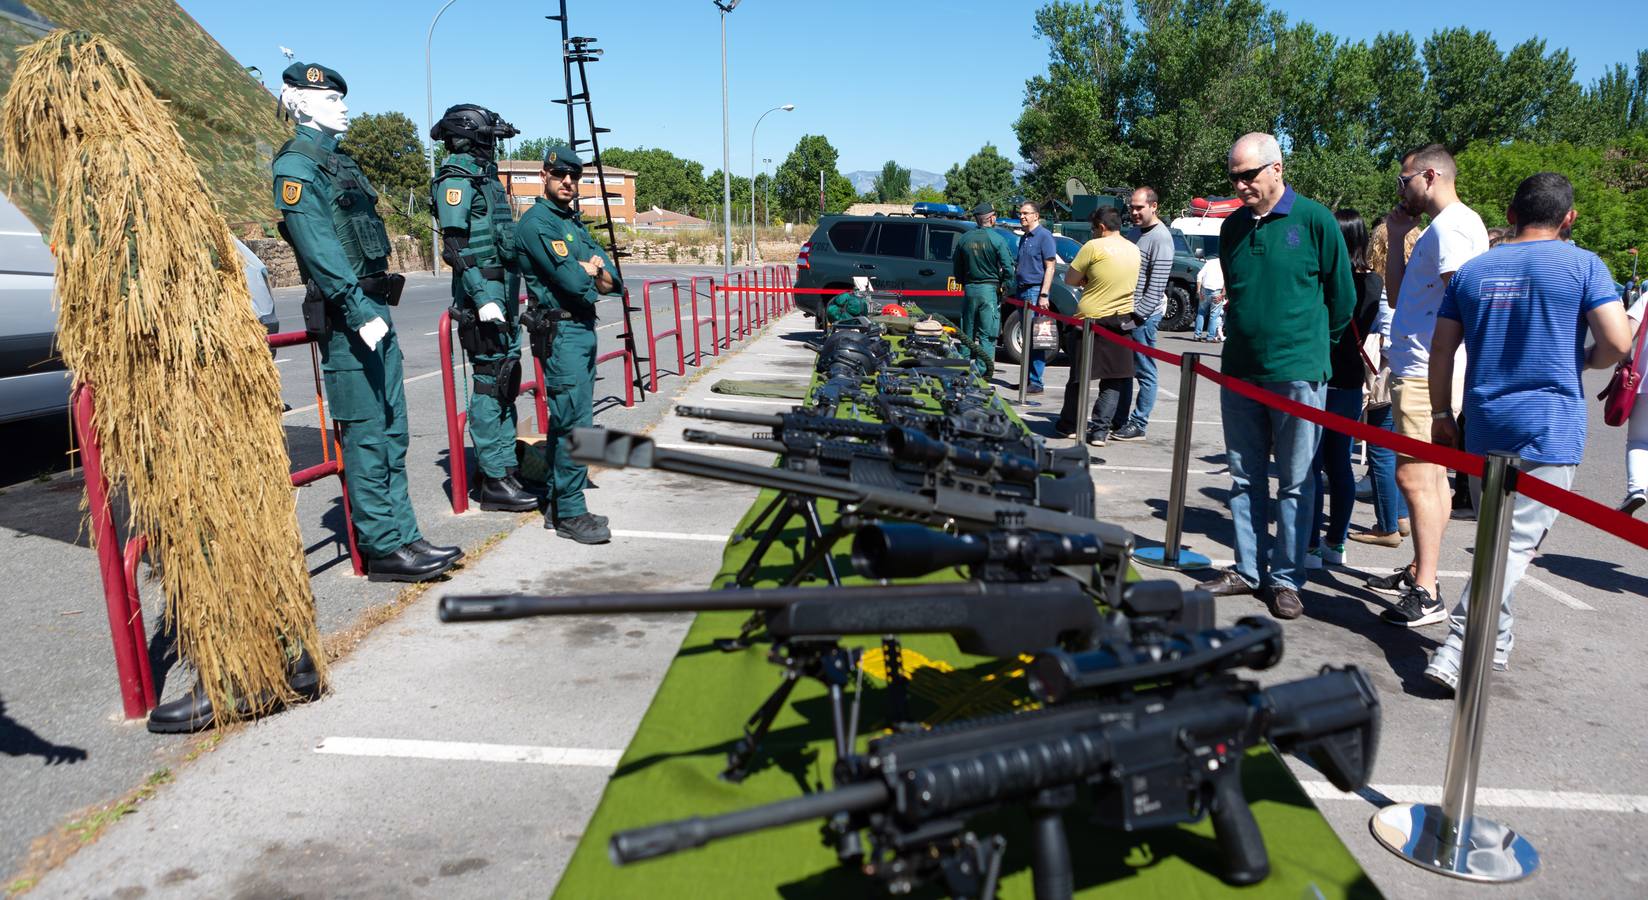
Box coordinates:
[1319,543,1346,566]
[1621,490,1647,516]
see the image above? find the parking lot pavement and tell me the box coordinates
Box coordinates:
[18,310,817,899]
[0,263,763,885]
[998,330,1648,898]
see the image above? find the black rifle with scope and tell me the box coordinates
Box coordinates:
[608,652,1380,899]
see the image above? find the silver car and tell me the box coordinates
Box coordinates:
[0,189,278,424]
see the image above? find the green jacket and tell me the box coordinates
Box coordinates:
[952,226,1014,287]
[1217,187,1354,383]
[273,126,391,332]
[433,152,519,307]
[516,197,622,321]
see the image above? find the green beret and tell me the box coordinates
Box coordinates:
[541,140,583,171]
[281,62,347,95]
[971,202,995,217]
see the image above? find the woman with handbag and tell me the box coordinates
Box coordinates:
[1617,291,1647,514]
[1054,206,1140,447]
[1307,211,1384,568]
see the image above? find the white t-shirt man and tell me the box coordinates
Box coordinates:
[1387,201,1489,377]
[1196,257,1224,294]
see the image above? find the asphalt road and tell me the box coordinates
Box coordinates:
[0,263,743,883]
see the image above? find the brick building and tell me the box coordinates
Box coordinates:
[494,160,637,223]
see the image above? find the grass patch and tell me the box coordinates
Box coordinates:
[61,769,173,845]
[5,877,38,896]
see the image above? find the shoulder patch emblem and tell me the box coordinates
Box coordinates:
[550,240,569,257]
[445,188,463,206]
[305,67,322,84]
[281,180,302,205]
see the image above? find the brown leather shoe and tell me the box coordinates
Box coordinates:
[1268,587,1304,620]
[1197,570,1256,597]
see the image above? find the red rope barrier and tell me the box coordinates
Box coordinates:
[1000,298,1648,551]
[714,286,965,297]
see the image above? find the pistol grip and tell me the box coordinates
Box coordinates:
[1208,763,1269,885]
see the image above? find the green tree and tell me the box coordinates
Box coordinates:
[911,185,947,203]
[774,134,853,219]
[507,137,553,162]
[944,144,1016,210]
[873,160,912,202]
[338,111,429,215]
[599,147,712,212]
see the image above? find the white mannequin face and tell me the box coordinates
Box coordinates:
[301,90,350,135]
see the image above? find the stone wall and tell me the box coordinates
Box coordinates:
[619,237,803,267]
[246,236,430,288]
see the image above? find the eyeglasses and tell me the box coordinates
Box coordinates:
[1020,210,1039,217]
[1396,170,1429,191]
[1228,163,1272,185]
[1128,204,1150,210]
[547,168,580,181]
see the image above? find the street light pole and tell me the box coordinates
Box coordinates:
[425,0,461,276]
[763,157,772,228]
[749,104,793,263]
[714,1,742,278]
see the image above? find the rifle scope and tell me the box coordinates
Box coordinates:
[850,523,1104,580]
[883,426,1041,485]
[1026,616,1285,703]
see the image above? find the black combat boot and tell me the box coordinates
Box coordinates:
[551,512,611,544]
[406,537,463,565]
[366,544,454,583]
[477,474,539,511]
[147,650,324,734]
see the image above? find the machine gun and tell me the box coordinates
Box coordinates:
[577,428,1120,591]
[608,652,1380,898]
[440,579,1108,782]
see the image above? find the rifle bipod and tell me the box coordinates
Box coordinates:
[723,641,856,783]
[714,493,847,653]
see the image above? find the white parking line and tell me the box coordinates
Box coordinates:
[1300,780,1648,813]
[1093,464,1223,476]
[609,529,731,543]
[283,370,442,419]
[315,737,622,768]
[679,397,799,407]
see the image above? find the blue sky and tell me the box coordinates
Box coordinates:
[180,0,1644,180]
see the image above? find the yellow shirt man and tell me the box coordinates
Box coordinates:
[1069,233,1141,319]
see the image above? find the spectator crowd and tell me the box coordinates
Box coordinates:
[1045,132,1644,697]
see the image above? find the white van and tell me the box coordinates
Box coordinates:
[1169,196,1241,261]
[0,189,278,424]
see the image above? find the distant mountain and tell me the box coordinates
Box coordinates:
[846,168,947,196]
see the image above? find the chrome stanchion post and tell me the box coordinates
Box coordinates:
[1136,352,1210,570]
[1017,298,1032,405]
[1073,321,1093,439]
[1371,450,1538,883]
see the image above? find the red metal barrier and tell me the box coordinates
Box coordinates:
[437,310,552,515]
[689,275,722,358]
[597,346,636,408]
[641,279,687,392]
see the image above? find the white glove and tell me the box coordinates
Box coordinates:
[357,317,389,351]
[477,302,505,323]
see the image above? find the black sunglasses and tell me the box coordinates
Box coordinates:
[547,167,582,180]
[1228,163,1273,184]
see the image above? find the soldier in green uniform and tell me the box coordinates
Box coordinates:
[515,141,616,544]
[951,201,1015,362]
[271,63,459,581]
[430,104,537,512]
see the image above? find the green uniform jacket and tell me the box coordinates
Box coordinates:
[1218,187,1355,383]
[952,226,1014,288]
[517,197,621,318]
[433,152,519,309]
[272,126,391,335]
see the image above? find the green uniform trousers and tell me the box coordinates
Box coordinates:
[464,282,522,479]
[544,320,597,519]
[960,283,1002,363]
[321,327,422,557]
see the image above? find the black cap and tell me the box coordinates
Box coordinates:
[971,202,995,217]
[541,140,584,172]
[281,62,347,95]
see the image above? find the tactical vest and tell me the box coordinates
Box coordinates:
[436,157,518,270]
[278,137,392,276]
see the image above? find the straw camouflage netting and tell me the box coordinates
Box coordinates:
[1,30,323,721]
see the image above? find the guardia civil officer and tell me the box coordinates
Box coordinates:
[951,202,1015,361]
[272,63,459,581]
[430,104,537,512]
[515,141,615,544]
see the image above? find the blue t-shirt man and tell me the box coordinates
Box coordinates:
[1015,219,1060,390]
[1439,240,1620,464]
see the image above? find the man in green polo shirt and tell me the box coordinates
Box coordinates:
[1196,132,1354,621]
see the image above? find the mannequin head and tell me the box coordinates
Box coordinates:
[281,85,350,135]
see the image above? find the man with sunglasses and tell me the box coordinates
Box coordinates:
[1369,144,1488,629]
[1196,133,1354,620]
[515,141,618,544]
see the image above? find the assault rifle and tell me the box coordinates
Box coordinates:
[609,647,1379,898]
[574,428,1120,591]
[440,579,1110,781]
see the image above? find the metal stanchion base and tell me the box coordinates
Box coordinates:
[1370,804,1539,882]
[1133,546,1211,571]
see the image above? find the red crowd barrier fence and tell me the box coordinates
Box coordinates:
[685,275,720,364]
[1002,297,1648,553]
[641,280,687,393]
[596,346,637,409]
[438,311,552,515]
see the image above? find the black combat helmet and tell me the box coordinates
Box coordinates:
[431,104,520,158]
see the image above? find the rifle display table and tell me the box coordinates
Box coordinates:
[552,330,1379,899]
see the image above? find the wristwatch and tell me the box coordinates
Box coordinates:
[1431,410,1454,421]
